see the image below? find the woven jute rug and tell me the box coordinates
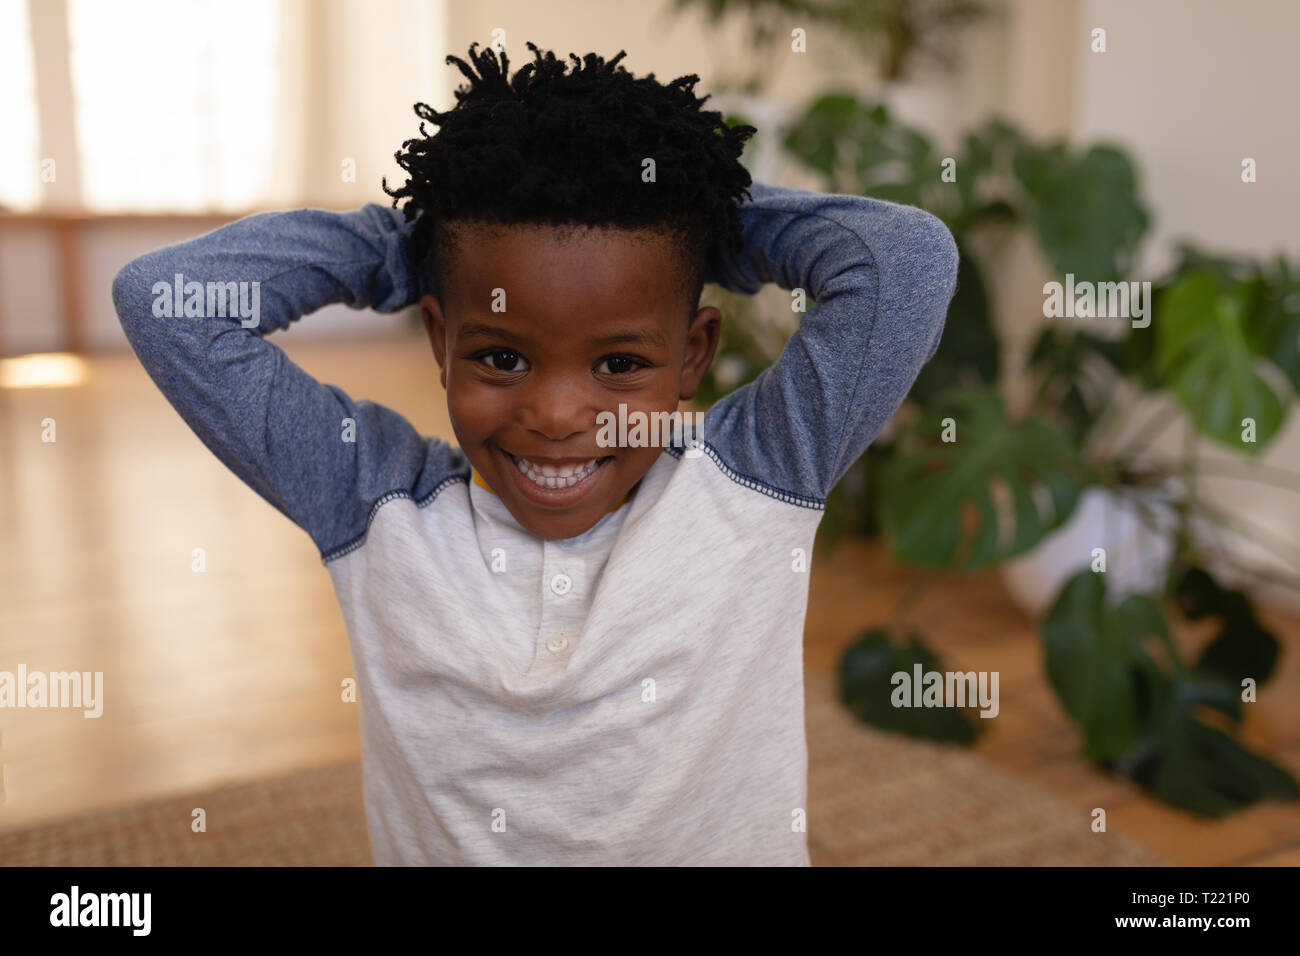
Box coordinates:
[0,670,1163,866]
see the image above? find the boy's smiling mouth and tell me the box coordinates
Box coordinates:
[494,445,615,508]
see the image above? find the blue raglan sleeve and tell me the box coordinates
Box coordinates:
[700,181,959,504]
[110,203,466,560]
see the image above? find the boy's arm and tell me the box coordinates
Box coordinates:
[701,181,959,504]
[111,203,462,560]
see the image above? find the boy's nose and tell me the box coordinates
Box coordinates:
[517,379,594,441]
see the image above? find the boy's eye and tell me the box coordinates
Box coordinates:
[478,349,528,372]
[595,355,644,375]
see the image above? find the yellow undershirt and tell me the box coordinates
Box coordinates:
[472,467,631,514]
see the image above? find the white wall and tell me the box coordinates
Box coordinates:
[1076,0,1300,273]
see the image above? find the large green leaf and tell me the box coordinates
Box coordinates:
[782,95,963,223]
[1127,679,1300,817]
[1042,573,1157,760]
[1041,569,1300,817]
[1014,143,1148,283]
[1155,271,1289,452]
[880,387,1089,569]
[781,94,882,188]
[1245,255,1300,395]
[840,628,982,743]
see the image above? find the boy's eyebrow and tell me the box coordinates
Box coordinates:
[591,330,668,348]
[458,323,524,341]
[459,323,668,349]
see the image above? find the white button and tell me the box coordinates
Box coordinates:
[546,635,569,654]
[550,573,573,596]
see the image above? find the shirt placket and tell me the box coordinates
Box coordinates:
[532,545,587,675]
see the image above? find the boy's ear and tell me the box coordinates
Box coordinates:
[678,306,722,402]
[419,293,448,389]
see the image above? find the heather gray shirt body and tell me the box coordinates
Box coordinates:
[113,182,959,865]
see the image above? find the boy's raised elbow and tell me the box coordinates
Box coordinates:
[850,198,959,303]
[112,254,161,336]
[908,207,959,299]
[111,263,134,319]
[113,258,141,314]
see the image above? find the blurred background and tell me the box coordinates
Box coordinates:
[1,0,1298,865]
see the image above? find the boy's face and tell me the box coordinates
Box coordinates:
[420,223,720,540]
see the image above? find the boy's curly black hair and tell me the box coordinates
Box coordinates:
[381,41,757,315]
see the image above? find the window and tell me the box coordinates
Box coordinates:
[67,0,279,212]
[0,0,41,211]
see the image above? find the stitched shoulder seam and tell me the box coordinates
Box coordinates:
[667,439,825,510]
[320,473,468,565]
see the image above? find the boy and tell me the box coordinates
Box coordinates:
[111,41,959,865]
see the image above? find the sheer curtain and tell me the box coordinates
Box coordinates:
[0,0,42,211]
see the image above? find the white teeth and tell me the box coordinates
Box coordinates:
[508,453,604,489]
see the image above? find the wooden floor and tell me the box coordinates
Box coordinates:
[2,333,1298,864]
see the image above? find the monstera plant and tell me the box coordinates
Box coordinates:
[698,95,1300,817]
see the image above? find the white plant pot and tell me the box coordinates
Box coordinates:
[1000,485,1180,618]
